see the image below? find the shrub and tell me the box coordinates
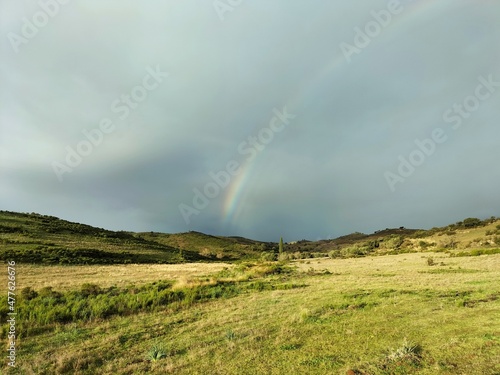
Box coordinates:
[462,218,482,228]
[419,241,430,249]
[277,252,290,262]
[440,237,458,249]
[38,286,63,299]
[328,250,341,259]
[413,230,429,238]
[385,235,403,249]
[80,283,102,297]
[427,257,435,266]
[260,252,277,261]
[20,287,38,301]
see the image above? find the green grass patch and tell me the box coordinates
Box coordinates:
[418,268,484,274]
[451,248,500,257]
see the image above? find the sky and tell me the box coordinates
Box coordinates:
[1,0,499,242]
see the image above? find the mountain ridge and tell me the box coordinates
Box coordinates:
[1,210,499,264]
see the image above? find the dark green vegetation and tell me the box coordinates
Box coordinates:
[0,211,273,264]
[1,211,499,265]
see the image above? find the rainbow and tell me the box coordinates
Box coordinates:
[222,0,441,226]
[222,158,256,225]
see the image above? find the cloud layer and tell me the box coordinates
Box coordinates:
[1,0,499,241]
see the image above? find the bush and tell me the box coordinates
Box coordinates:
[440,237,458,249]
[413,230,429,238]
[385,235,404,249]
[328,250,342,259]
[38,287,63,299]
[260,252,277,261]
[462,218,482,228]
[80,283,102,297]
[419,241,430,249]
[20,287,38,301]
[277,253,290,262]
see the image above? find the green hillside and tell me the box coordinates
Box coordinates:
[0,211,270,264]
[283,217,500,259]
[1,211,499,265]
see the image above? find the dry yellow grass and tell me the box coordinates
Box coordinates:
[16,262,232,290]
[292,251,500,291]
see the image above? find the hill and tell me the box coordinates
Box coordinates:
[1,210,499,265]
[283,217,500,259]
[0,211,271,264]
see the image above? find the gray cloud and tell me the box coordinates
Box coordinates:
[1,0,499,241]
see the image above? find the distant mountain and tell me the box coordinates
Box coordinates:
[0,211,498,264]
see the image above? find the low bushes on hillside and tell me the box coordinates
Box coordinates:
[0,247,140,264]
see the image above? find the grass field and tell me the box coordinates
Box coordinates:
[1,252,499,374]
[14,263,231,291]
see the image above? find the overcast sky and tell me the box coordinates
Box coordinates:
[1,0,499,242]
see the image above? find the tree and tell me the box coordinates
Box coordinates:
[279,237,284,254]
[463,218,482,228]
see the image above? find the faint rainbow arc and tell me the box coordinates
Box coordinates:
[222,0,441,226]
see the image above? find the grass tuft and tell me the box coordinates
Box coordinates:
[147,343,168,362]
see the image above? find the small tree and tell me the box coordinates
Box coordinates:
[279,237,284,254]
[463,218,482,228]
